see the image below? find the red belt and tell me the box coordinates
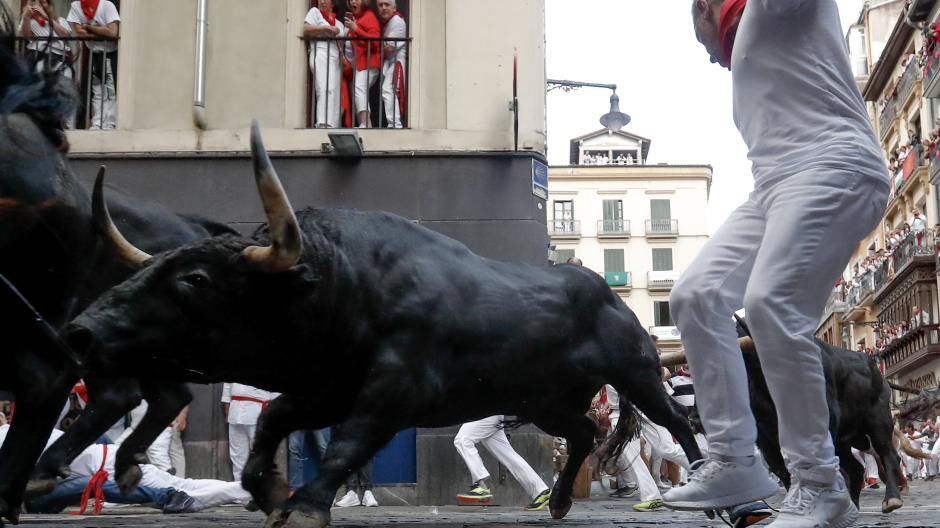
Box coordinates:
[71,444,108,516]
[231,396,270,410]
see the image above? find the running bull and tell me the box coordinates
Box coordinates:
[63,121,703,528]
[662,330,904,514]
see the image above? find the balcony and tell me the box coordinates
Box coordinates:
[649,326,681,341]
[879,96,897,140]
[645,219,679,240]
[924,43,940,99]
[548,220,581,240]
[898,60,922,104]
[648,270,681,292]
[597,219,631,239]
[605,271,632,291]
[881,324,940,377]
[873,232,937,294]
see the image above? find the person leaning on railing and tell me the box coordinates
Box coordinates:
[67,0,120,130]
[305,0,346,129]
[378,0,406,128]
[19,0,75,128]
[344,0,381,128]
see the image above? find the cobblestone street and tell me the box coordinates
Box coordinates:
[15,478,940,528]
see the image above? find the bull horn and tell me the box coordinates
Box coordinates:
[739,336,756,352]
[242,120,303,273]
[660,350,686,368]
[92,166,151,269]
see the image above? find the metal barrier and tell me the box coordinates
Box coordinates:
[597,219,630,236]
[645,219,679,236]
[549,220,581,236]
[301,36,410,129]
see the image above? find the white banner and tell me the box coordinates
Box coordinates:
[651,326,681,341]
[648,270,681,283]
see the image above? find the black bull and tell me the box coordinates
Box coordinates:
[62,122,702,528]
[662,333,904,514]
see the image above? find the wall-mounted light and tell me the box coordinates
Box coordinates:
[327,130,364,157]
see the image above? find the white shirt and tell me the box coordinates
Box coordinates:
[221,383,280,425]
[381,14,407,74]
[731,0,887,187]
[911,214,927,232]
[67,0,120,53]
[25,16,71,55]
[304,8,345,58]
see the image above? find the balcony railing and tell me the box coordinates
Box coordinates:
[879,96,897,139]
[645,219,679,237]
[924,43,940,98]
[898,60,922,103]
[604,271,632,288]
[881,324,940,377]
[14,35,120,130]
[874,231,937,293]
[597,219,631,237]
[649,326,681,341]
[549,220,581,237]
[301,36,411,129]
[648,270,681,290]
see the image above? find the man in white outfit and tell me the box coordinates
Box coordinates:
[66,0,119,130]
[378,0,406,128]
[453,416,552,511]
[222,383,280,482]
[666,1,890,526]
[304,0,345,128]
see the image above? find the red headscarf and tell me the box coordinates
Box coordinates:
[718,0,746,68]
[81,0,100,20]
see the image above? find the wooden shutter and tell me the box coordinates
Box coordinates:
[556,249,575,263]
[604,249,625,272]
[602,200,623,221]
[652,248,673,271]
[650,199,671,220]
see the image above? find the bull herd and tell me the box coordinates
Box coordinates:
[0,32,921,528]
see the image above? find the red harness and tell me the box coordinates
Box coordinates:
[71,445,108,516]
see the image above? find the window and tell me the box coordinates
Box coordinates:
[556,249,575,263]
[848,25,868,77]
[305,0,410,129]
[652,248,673,271]
[650,199,671,220]
[604,249,625,273]
[602,200,623,221]
[654,301,673,327]
[554,200,573,220]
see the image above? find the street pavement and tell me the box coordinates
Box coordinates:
[15,478,940,527]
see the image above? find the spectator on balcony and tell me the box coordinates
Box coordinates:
[626,153,635,165]
[616,153,626,164]
[913,306,931,327]
[305,0,346,129]
[20,0,74,129]
[582,152,591,165]
[378,0,406,129]
[344,0,381,128]
[67,0,120,130]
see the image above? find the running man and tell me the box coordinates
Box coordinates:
[665,1,890,527]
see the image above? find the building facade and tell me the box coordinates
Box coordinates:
[548,130,712,352]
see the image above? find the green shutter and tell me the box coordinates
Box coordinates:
[556,249,575,263]
[602,200,623,221]
[604,249,625,272]
[652,248,673,271]
[650,199,671,220]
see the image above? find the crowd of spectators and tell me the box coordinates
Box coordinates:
[581,152,636,165]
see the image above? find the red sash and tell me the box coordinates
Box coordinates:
[231,395,270,410]
[393,61,406,120]
[80,0,100,20]
[71,445,108,516]
[718,0,747,69]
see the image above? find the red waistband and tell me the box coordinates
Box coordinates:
[231,396,270,410]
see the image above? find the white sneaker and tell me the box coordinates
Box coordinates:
[335,490,361,508]
[362,490,378,507]
[662,455,779,511]
[768,473,858,528]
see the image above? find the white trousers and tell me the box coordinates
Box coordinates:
[354,67,380,120]
[228,423,256,482]
[145,426,174,472]
[609,410,661,502]
[670,170,888,486]
[169,427,186,478]
[851,448,880,482]
[381,60,405,128]
[89,55,116,130]
[640,416,690,471]
[453,416,548,499]
[139,464,251,510]
[931,441,940,476]
[310,46,342,128]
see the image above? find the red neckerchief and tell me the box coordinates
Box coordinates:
[33,14,47,27]
[81,0,100,20]
[354,8,368,20]
[718,0,747,69]
[320,9,336,26]
[381,11,403,27]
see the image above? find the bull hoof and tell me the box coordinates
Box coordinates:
[264,508,330,528]
[549,497,572,520]
[116,464,143,495]
[24,474,60,499]
[243,464,291,515]
[882,497,903,513]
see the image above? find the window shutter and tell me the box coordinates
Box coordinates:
[650,199,671,220]
[602,200,622,221]
[604,249,625,272]
[556,249,575,263]
[652,248,673,271]
[653,301,674,327]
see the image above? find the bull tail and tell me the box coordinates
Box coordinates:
[895,427,931,460]
[596,399,642,471]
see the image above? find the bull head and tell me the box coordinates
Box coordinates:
[92,120,303,273]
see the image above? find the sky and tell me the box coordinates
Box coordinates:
[545,0,867,234]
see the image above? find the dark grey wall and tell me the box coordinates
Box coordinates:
[69,152,550,482]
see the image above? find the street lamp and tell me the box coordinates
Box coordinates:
[547,79,631,133]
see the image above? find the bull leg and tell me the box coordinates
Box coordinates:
[835,442,863,507]
[113,381,191,495]
[243,395,326,515]
[265,414,398,528]
[868,421,903,513]
[0,358,76,525]
[531,414,597,520]
[755,421,790,490]
[28,377,141,498]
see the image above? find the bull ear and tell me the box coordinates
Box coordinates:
[92,166,152,269]
[242,120,303,273]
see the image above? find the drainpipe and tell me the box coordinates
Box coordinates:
[193,0,208,130]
